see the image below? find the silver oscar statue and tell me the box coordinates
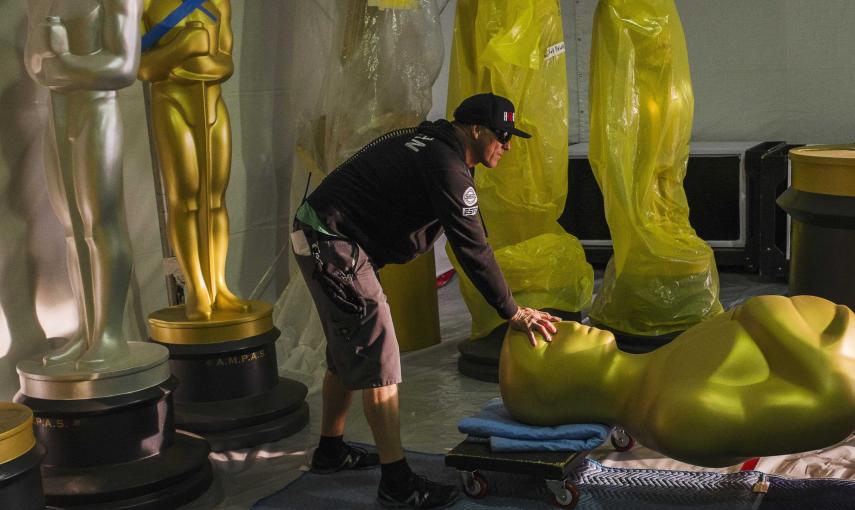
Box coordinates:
[17,0,169,399]
[14,4,211,507]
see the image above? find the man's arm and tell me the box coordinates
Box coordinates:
[423,159,559,345]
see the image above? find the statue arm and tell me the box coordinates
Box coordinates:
[737,297,851,395]
[42,0,142,90]
[137,12,211,82]
[209,0,234,78]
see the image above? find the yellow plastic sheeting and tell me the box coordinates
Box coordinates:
[453,233,594,340]
[448,0,571,247]
[368,0,417,9]
[447,0,593,338]
[378,252,440,352]
[587,0,722,336]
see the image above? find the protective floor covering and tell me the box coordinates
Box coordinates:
[181,272,855,509]
[252,447,855,510]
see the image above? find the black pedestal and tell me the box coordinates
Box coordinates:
[15,379,212,509]
[778,188,855,310]
[0,444,46,510]
[458,309,582,383]
[154,328,309,451]
[593,324,681,354]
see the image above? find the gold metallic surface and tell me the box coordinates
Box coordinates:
[23,0,143,369]
[0,404,35,465]
[378,251,441,353]
[17,341,170,400]
[790,145,855,197]
[148,300,273,344]
[500,295,855,467]
[139,0,252,321]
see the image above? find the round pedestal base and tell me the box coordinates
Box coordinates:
[457,309,581,382]
[778,189,855,310]
[153,328,310,451]
[148,301,274,344]
[16,341,170,400]
[175,378,310,452]
[593,324,681,354]
[42,433,211,510]
[14,379,212,509]
[0,445,45,510]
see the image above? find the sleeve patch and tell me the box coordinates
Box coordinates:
[462,187,478,206]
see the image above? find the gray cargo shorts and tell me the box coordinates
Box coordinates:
[291,222,401,390]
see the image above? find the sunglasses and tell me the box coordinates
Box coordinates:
[487,127,512,144]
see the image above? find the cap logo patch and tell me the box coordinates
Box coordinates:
[503,112,514,122]
[462,187,478,207]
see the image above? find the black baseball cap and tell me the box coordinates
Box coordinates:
[453,93,532,139]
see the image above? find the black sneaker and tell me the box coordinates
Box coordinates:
[377,474,460,509]
[310,443,380,474]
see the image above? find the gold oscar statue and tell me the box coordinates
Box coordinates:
[500,295,855,467]
[19,0,169,398]
[140,0,271,342]
[138,1,307,451]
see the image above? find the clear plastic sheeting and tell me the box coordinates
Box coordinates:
[446,0,593,339]
[587,0,722,337]
[297,0,443,178]
[455,232,594,340]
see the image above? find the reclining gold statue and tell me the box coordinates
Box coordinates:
[500,295,855,467]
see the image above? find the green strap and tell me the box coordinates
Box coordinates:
[296,202,338,237]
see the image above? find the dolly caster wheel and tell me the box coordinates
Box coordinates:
[546,479,579,508]
[460,470,488,499]
[611,427,635,452]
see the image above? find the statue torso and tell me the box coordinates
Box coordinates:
[143,0,230,82]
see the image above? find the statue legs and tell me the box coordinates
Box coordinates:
[152,82,248,320]
[42,91,131,368]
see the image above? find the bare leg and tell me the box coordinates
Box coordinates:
[362,384,404,464]
[320,369,353,437]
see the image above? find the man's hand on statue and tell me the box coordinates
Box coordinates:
[509,307,561,347]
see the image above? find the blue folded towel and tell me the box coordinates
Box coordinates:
[458,397,611,452]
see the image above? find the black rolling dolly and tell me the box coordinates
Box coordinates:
[445,427,634,509]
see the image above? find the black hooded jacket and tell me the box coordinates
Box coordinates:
[305,119,518,319]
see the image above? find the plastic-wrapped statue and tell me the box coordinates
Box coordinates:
[139,0,249,321]
[446,0,594,340]
[500,295,855,467]
[587,0,722,336]
[23,0,142,367]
